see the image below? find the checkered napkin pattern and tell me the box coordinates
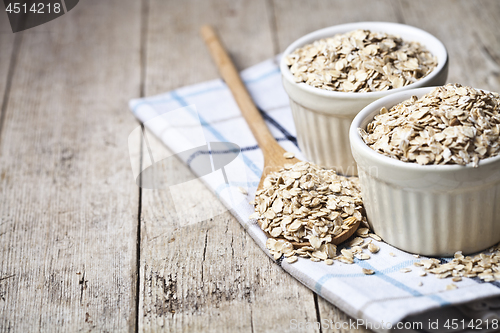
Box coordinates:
[129,57,500,333]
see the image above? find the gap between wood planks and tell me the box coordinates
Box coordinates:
[135,0,150,331]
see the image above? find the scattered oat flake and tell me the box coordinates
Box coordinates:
[249,212,260,219]
[349,237,364,247]
[339,257,354,264]
[368,243,380,254]
[266,238,277,249]
[283,152,295,159]
[325,259,334,265]
[238,187,248,195]
[286,256,298,264]
[446,284,458,290]
[356,253,370,260]
[415,246,500,283]
[356,227,370,236]
[417,281,423,287]
[341,249,354,259]
[362,268,375,275]
[389,252,396,257]
[400,268,412,273]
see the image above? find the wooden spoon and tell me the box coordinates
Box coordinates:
[200,25,359,246]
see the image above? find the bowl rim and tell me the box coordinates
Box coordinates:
[280,21,449,100]
[349,86,500,171]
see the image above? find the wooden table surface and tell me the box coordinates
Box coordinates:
[1,1,499,332]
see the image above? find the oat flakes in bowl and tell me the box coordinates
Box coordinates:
[349,85,500,256]
[280,22,448,176]
[285,29,437,93]
[359,84,500,167]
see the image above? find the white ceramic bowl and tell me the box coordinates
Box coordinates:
[280,22,448,176]
[350,86,500,256]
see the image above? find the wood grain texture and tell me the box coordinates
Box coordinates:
[139,0,319,332]
[271,0,401,54]
[0,0,141,331]
[0,1,499,332]
[144,0,275,96]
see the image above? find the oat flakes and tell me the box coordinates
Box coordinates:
[360,84,500,167]
[255,161,372,263]
[285,29,437,93]
[412,245,500,283]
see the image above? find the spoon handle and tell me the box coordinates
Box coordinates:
[200,25,283,159]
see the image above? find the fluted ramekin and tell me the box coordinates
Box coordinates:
[280,22,449,176]
[350,87,500,256]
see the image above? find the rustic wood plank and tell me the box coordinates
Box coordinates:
[144,0,275,95]
[270,0,401,54]
[139,0,319,332]
[0,1,495,332]
[0,1,141,331]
